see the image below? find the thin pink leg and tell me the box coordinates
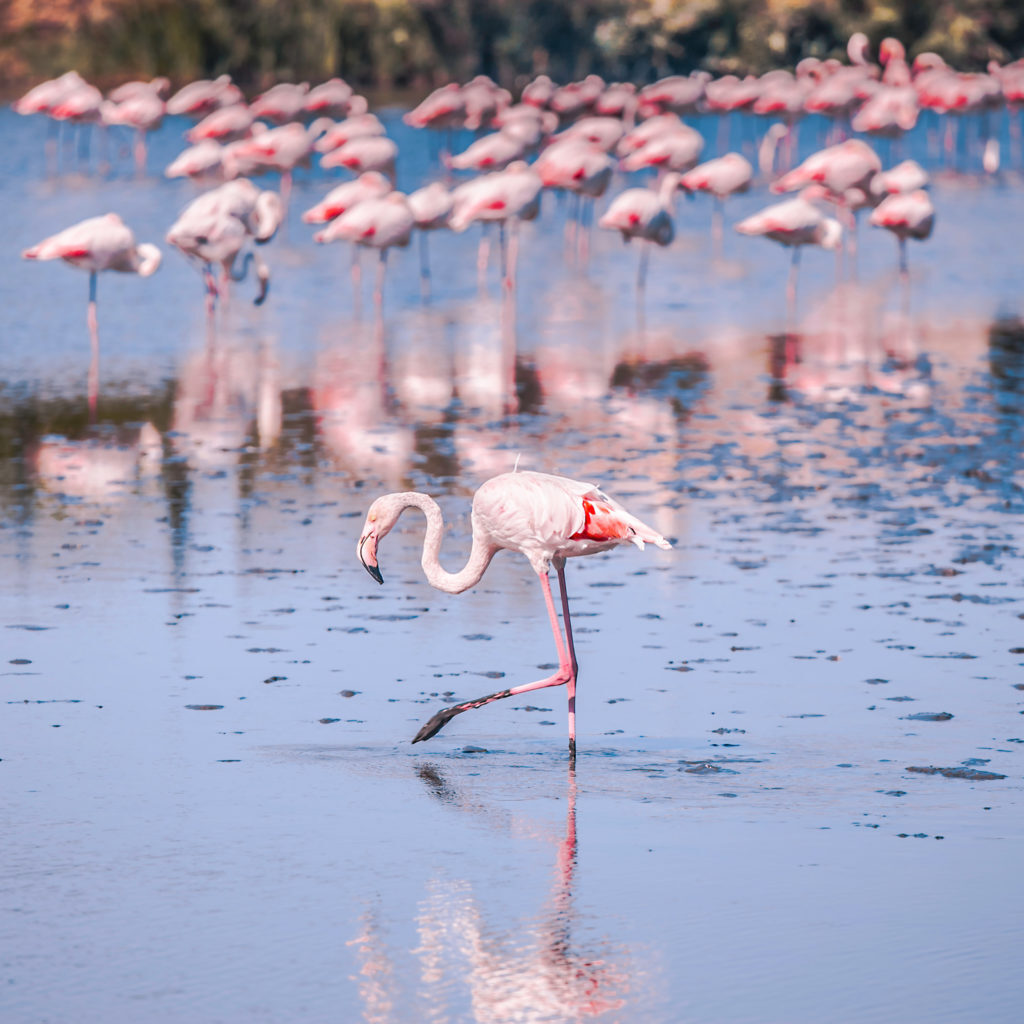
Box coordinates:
[412,569,574,745]
[87,272,99,423]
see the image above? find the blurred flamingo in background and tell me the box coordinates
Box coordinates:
[357,469,671,756]
[680,152,753,253]
[22,213,162,418]
[735,196,842,328]
[166,180,282,310]
[599,172,681,294]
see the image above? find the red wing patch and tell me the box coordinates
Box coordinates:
[570,499,632,542]
[60,247,91,259]
[485,199,507,210]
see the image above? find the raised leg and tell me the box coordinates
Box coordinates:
[412,569,574,744]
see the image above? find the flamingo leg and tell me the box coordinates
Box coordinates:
[374,248,387,315]
[418,230,431,301]
[87,272,99,423]
[554,558,579,759]
[351,244,363,320]
[786,245,801,334]
[637,244,650,294]
[412,569,575,745]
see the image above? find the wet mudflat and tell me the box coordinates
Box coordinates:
[1,108,1023,1022]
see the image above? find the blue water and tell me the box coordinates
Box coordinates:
[1,104,1022,1023]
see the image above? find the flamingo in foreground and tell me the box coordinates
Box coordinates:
[356,470,672,757]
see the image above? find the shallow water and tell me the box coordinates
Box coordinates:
[1,107,1023,1023]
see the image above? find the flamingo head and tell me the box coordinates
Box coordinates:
[136,243,163,277]
[357,495,402,584]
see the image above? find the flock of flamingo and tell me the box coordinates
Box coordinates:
[13,32,1012,754]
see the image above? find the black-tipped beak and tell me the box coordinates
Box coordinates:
[357,535,383,584]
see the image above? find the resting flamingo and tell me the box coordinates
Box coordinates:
[356,470,671,756]
[598,172,681,293]
[22,213,161,417]
[735,196,842,327]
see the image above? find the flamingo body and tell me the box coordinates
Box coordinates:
[23,213,161,276]
[357,470,671,752]
[302,172,393,224]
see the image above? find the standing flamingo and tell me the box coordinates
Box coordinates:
[598,172,681,293]
[735,197,842,328]
[356,470,671,756]
[869,189,935,277]
[22,213,161,417]
[679,152,753,253]
[166,180,282,309]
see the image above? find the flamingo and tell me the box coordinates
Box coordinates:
[315,113,386,154]
[449,162,542,289]
[869,189,935,277]
[535,138,613,257]
[101,89,165,173]
[166,180,283,309]
[22,213,161,417]
[620,123,704,174]
[735,197,842,327]
[302,172,393,224]
[679,152,753,252]
[598,172,681,293]
[166,75,242,118]
[249,82,310,123]
[407,182,454,295]
[165,139,227,181]
[314,192,415,312]
[356,470,671,755]
[446,129,529,172]
[302,78,355,119]
[321,135,398,179]
[187,103,256,144]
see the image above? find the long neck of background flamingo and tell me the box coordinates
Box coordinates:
[402,492,496,595]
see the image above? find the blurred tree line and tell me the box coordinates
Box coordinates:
[3,0,1023,95]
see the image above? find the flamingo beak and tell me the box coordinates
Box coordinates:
[357,532,383,584]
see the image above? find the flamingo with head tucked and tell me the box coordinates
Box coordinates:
[357,469,671,757]
[22,213,161,416]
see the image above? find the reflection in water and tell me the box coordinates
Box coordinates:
[341,765,631,1023]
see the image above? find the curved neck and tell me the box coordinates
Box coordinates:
[401,492,497,595]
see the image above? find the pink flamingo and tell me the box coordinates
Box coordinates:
[536,138,613,257]
[356,470,671,755]
[187,103,256,144]
[550,76,606,121]
[101,88,165,173]
[249,82,310,124]
[302,78,355,119]
[166,180,282,309]
[315,113,386,154]
[680,152,753,251]
[869,189,934,277]
[555,115,627,152]
[521,75,556,109]
[638,74,707,116]
[321,135,398,179]
[314,192,414,312]
[620,123,704,174]
[166,76,242,118]
[460,75,512,131]
[735,197,842,327]
[404,83,465,130]
[407,182,454,295]
[302,172,393,224]
[22,213,161,417]
[449,162,542,289]
[871,159,929,196]
[447,129,530,172]
[165,140,227,181]
[598,173,681,293]
[224,120,333,209]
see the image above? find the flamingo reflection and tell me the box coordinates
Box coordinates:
[411,765,627,1022]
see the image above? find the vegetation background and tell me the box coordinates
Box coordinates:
[3,0,1023,97]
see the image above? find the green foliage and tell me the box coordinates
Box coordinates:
[4,0,1024,97]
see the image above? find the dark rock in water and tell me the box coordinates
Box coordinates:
[461,745,488,754]
[678,761,737,775]
[339,689,359,698]
[184,704,223,710]
[907,765,1006,781]
[319,717,340,724]
[901,711,954,721]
